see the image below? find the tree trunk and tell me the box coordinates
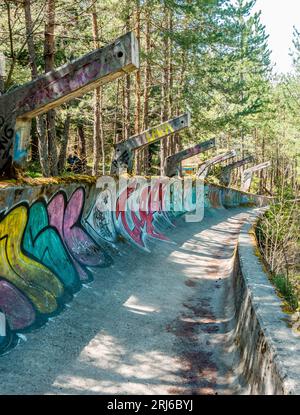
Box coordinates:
[124,3,131,141]
[77,124,86,160]
[30,119,39,162]
[167,8,174,156]
[24,0,50,175]
[4,1,15,90]
[134,0,142,174]
[142,5,151,174]
[58,114,71,174]
[124,79,131,141]
[160,4,171,175]
[113,79,122,144]
[44,0,57,176]
[91,5,105,176]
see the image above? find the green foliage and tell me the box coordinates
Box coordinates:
[272,274,298,312]
[0,0,298,191]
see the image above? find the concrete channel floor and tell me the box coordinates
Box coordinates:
[0,207,257,395]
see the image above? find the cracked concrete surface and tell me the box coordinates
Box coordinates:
[0,207,255,395]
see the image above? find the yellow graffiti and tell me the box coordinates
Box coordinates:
[145,122,174,143]
[0,206,64,314]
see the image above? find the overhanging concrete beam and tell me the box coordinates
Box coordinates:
[110,112,191,175]
[241,161,271,192]
[220,155,254,186]
[196,150,236,179]
[164,138,216,177]
[0,32,139,176]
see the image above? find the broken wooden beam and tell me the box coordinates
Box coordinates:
[196,150,236,178]
[110,112,191,174]
[220,155,254,186]
[164,138,216,177]
[241,161,271,192]
[0,31,139,176]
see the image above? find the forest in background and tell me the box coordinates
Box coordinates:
[0,0,299,309]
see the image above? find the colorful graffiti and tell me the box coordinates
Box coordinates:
[85,189,117,244]
[241,161,271,193]
[207,188,222,208]
[0,32,138,176]
[20,62,104,111]
[164,138,216,177]
[0,187,112,354]
[0,180,266,355]
[0,115,14,173]
[23,201,80,291]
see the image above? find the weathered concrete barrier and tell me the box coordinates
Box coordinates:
[233,214,300,394]
[0,177,270,359]
[0,174,292,402]
[2,177,297,394]
[0,178,300,394]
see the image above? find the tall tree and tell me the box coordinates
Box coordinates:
[44,0,58,176]
[91,4,105,176]
[23,0,50,176]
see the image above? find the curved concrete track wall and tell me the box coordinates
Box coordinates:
[0,178,298,394]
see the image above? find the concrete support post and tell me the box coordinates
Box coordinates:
[0,32,139,177]
[164,138,216,177]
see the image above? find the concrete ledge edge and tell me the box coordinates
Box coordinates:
[237,208,300,394]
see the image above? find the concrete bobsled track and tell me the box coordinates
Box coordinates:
[0,179,299,395]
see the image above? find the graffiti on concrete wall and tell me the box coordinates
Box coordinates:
[23,200,80,291]
[207,187,222,209]
[20,61,104,111]
[111,113,190,174]
[47,188,112,281]
[221,188,242,207]
[114,179,172,251]
[0,187,113,354]
[164,138,216,177]
[85,188,117,244]
[0,182,178,353]
[241,161,271,193]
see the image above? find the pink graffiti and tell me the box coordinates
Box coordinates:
[47,188,107,281]
[20,60,104,110]
[0,280,35,331]
[115,181,170,250]
[208,188,222,208]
